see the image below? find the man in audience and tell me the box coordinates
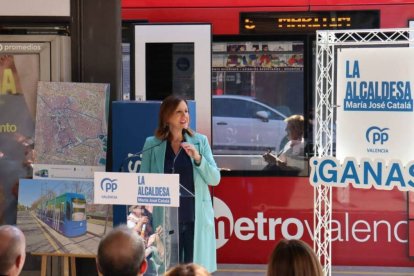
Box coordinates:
[0,225,26,276]
[96,224,147,276]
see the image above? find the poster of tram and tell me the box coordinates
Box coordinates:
[17,178,112,256]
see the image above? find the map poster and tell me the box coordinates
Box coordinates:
[33,81,109,179]
[0,54,39,224]
[17,178,112,255]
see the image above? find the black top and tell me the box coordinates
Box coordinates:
[164,141,195,223]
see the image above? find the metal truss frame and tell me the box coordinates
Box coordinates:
[314,28,414,276]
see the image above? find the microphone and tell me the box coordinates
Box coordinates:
[182,128,188,140]
[179,183,195,198]
[119,140,164,172]
[171,148,194,197]
[177,128,196,198]
[140,224,146,238]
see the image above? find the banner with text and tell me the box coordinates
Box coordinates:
[336,48,414,163]
[94,172,179,207]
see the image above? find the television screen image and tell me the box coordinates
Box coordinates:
[17,178,112,256]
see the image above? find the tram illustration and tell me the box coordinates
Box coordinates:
[38,193,87,237]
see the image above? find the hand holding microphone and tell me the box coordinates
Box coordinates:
[134,216,149,232]
[181,142,201,164]
[140,223,146,238]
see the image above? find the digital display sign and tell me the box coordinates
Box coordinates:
[240,11,380,33]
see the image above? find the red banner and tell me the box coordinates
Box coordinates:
[214,177,413,266]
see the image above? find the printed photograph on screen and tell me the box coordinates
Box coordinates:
[127,205,165,276]
[211,40,307,172]
[17,179,113,256]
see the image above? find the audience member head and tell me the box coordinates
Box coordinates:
[284,115,304,141]
[0,225,26,276]
[267,239,323,276]
[97,224,147,276]
[165,263,211,276]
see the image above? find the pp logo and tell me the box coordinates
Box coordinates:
[366,126,389,145]
[100,178,118,192]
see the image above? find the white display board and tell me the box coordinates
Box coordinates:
[0,0,70,16]
[134,24,212,142]
[336,47,414,163]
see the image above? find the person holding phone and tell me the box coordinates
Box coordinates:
[139,95,220,273]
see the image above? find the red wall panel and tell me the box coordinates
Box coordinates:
[122,0,310,8]
[122,7,308,35]
[123,3,414,34]
[214,177,412,266]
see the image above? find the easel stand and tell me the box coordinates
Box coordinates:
[32,253,96,276]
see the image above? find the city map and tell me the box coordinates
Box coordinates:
[34,82,109,167]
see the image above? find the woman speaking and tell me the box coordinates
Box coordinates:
[139,95,221,273]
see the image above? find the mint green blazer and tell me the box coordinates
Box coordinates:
[139,132,221,272]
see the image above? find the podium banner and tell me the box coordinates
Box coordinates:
[94,172,179,207]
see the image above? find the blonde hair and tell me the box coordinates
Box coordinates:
[285,114,304,140]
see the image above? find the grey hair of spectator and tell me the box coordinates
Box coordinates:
[97,224,147,276]
[0,225,26,276]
